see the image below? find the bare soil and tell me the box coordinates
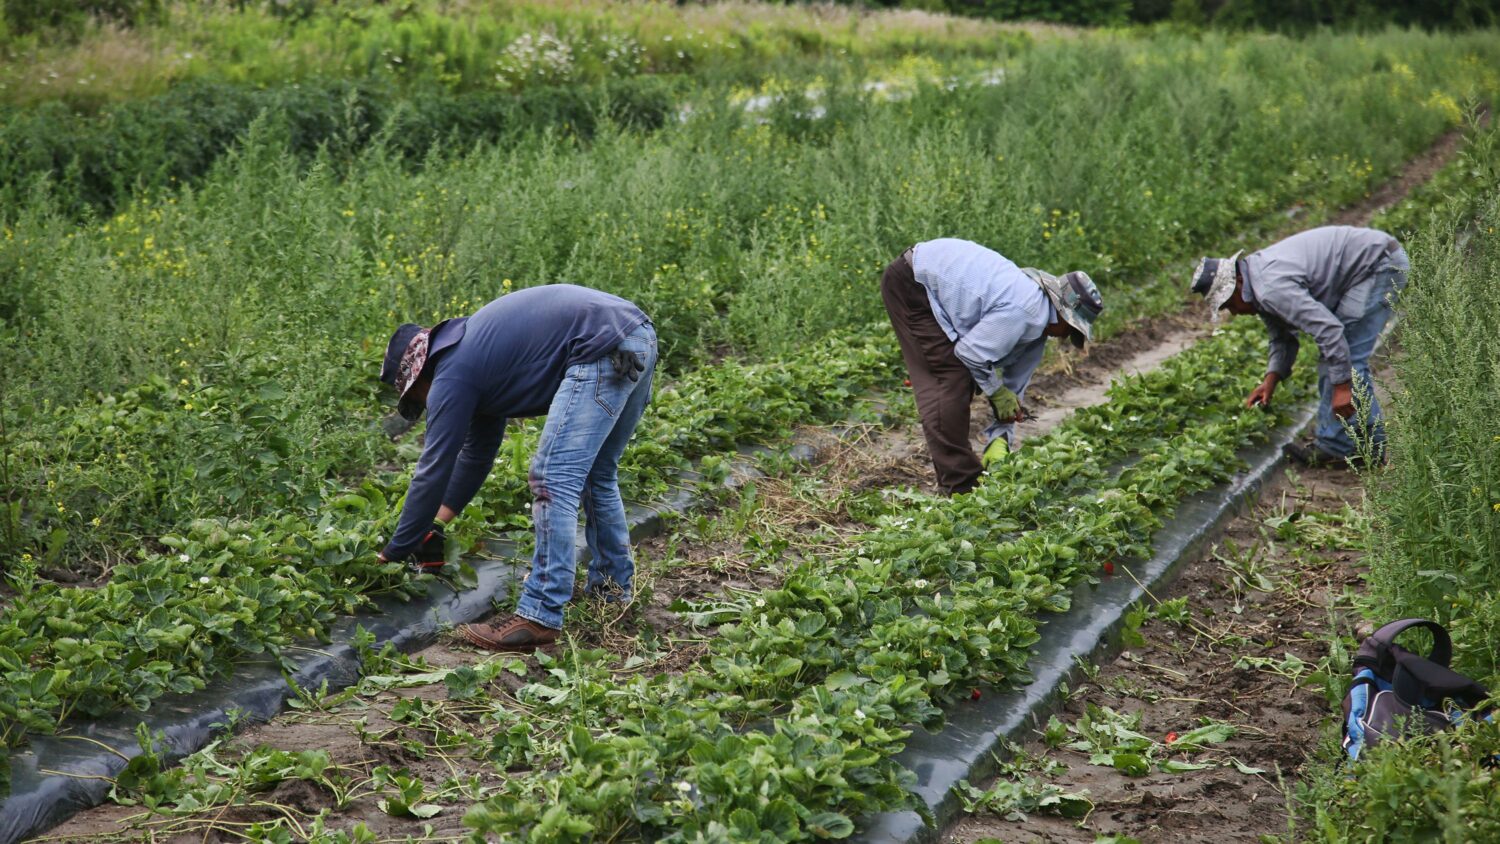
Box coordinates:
[941,464,1367,844]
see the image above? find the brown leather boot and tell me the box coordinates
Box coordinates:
[456,615,559,652]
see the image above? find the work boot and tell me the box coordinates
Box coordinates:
[582,580,631,604]
[456,615,559,652]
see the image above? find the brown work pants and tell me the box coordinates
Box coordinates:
[880,254,982,495]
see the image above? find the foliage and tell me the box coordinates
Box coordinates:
[1297,720,1500,843]
[0,0,1027,107]
[1,26,1493,751]
[1054,703,1238,775]
[943,0,1132,26]
[953,775,1092,822]
[1,0,161,38]
[1140,0,1500,30]
[451,318,1312,840]
[1361,120,1500,688]
[0,327,899,746]
[871,0,1499,28]
[1289,119,1500,843]
[0,76,675,216]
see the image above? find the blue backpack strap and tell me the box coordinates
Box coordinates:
[1344,669,1380,761]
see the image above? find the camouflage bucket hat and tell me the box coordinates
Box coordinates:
[1190,251,1243,323]
[1030,269,1104,349]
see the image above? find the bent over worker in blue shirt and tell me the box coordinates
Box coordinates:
[882,239,1104,495]
[377,284,656,652]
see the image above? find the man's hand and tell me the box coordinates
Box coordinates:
[1331,381,1356,419]
[381,413,418,440]
[988,388,1025,423]
[1245,373,1280,409]
[608,348,645,382]
[378,523,447,573]
[410,523,447,572]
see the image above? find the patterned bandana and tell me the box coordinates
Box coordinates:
[394,328,433,420]
[1190,250,1243,323]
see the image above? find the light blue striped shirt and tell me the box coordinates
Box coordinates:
[910,238,1053,397]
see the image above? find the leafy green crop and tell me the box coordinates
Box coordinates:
[451,319,1316,841]
[0,328,899,747]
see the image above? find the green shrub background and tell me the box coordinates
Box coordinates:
[1365,126,1500,687]
[1291,123,1500,844]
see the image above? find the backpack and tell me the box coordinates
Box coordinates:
[1341,618,1492,761]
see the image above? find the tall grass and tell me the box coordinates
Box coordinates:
[1293,146,1500,835]
[1363,123,1500,686]
[0,28,1495,571]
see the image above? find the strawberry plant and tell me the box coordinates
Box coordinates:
[0,328,901,747]
[452,319,1317,840]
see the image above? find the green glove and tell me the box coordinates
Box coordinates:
[987,388,1021,423]
[981,436,1010,468]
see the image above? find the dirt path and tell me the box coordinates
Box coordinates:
[941,462,1367,844]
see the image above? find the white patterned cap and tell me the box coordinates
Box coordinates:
[1190,251,1243,321]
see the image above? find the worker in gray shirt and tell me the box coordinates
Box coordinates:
[1190,225,1409,467]
[882,238,1104,494]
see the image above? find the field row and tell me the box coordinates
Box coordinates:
[87,316,1315,841]
[2,27,1497,768]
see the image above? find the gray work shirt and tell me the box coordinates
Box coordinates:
[1239,225,1398,380]
[910,238,1055,397]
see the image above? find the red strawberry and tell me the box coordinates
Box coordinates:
[1166,731,1179,744]
[970,688,982,701]
[1103,561,1115,576]
[904,379,912,387]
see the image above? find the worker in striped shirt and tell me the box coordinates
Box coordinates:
[882,238,1104,495]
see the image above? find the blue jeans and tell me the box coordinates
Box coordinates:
[515,323,656,629]
[1315,250,1409,457]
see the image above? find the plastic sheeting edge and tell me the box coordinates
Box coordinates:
[851,401,1319,844]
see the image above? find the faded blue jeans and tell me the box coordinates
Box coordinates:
[515,323,656,630]
[1315,249,1409,457]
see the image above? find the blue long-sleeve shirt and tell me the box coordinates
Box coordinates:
[382,285,648,559]
[910,238,1054,396]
